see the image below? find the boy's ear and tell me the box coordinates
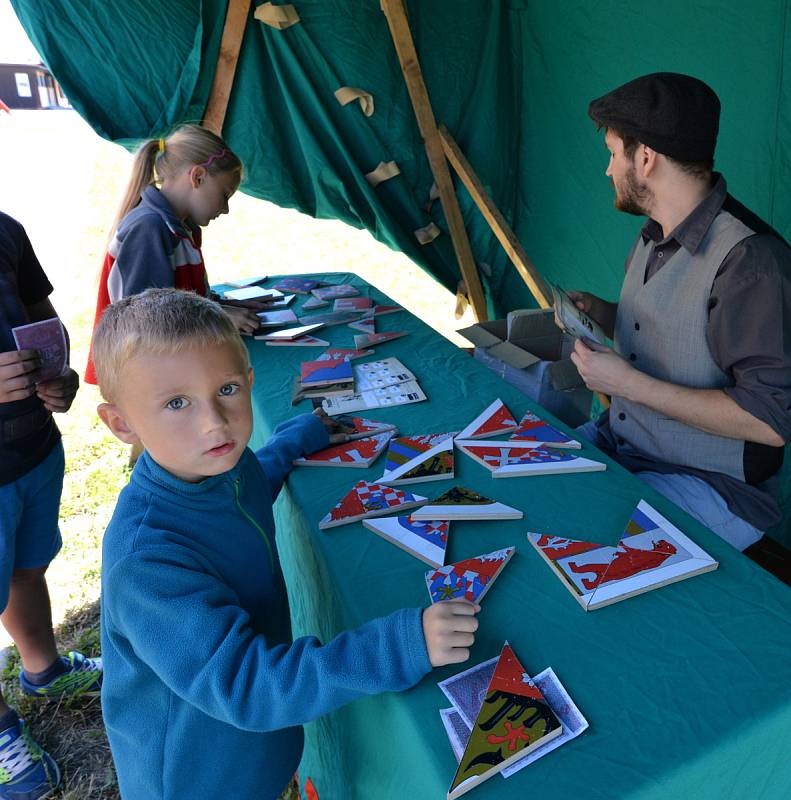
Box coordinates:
[188,165,207,188]
[97,402,141,446]
[248,366,254,389]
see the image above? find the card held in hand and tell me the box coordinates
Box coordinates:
[12,318,67,382]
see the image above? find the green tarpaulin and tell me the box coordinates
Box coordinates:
[10,0,791,540]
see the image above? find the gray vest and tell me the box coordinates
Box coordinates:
[611,210,753,481]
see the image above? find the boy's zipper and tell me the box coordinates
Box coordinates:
[233,478,275,573]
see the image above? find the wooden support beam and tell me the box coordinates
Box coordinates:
[203,0,251,135]
[380,0,488,322]
[438,124,552,309]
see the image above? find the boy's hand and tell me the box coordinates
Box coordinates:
[0,349,40,403]
[35,367,79,413]
[312,407,352,444]
[422,600,480,667]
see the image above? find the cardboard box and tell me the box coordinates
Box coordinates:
[459,309,592,427]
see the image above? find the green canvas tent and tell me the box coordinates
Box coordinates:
[10,0,791,543]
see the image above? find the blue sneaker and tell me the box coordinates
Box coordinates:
[19,652,102,699]
[0,719,60,799]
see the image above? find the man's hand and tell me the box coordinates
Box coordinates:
[570,338,636,397]
[556,291,618,340]
[0,349,39,403]
[422,600,480,667]
[36,367,79,413]
[312,407,352,444]
[221,304,260,335]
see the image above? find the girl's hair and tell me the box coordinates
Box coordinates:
[112,124,242,231]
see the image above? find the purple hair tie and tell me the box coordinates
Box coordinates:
[200,148,228,169]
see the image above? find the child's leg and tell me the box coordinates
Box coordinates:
[1,567,58,673]
[0,442,64,683]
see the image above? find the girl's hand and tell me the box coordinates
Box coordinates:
[221,304,260,335]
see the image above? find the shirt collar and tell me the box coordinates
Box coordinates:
[139,185,192,239]
[640,173,727,254]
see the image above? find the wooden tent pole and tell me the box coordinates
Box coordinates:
[380,0,488,322]
[203,0,251,135]
[438,124,552,309]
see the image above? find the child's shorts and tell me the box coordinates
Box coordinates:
[0,441,64,611]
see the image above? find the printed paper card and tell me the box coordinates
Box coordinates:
[509,410,581,448]
[528,500,718,610]
[455,399,519,441]
[425,547,514,604]
[311,284,360,301]
[321,381,427,414]
[458,442,606,478]
[353,358,415,391]
[439,663,588,779]
[412,486,523,521]
[447,643,563,799]
[333,297,372,311]
[293,432,393,468]
[266,335,329,347]
[379,433,456,485]
[318,481,427,529]
[300,358,354,387]
[363,515,449,568]
[353,331,408,349]
[12,318,67,381]
[550,283,607,345]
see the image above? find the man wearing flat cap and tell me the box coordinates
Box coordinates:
[568,72,790,554]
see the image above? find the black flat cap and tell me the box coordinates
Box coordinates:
[588,72,720,162]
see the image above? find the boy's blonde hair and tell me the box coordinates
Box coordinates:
[112,124,243,235]
[92,289,250,402]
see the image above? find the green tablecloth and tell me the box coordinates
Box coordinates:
[241,273,791,800]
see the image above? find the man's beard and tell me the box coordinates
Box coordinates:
[615,166,653,216]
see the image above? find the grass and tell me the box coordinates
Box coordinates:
[0,108,470,797]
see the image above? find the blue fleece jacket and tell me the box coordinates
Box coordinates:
[100,413,432,800]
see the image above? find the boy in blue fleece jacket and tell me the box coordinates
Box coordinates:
[92,289,480,800]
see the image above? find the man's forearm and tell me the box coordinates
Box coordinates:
[624,370,785,446]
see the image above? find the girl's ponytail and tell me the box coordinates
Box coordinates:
[109,138,162,235]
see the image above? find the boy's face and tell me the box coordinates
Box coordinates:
[98,341,253,482]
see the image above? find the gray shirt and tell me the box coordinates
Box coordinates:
[597,174,791,530]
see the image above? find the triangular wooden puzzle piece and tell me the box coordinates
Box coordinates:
[426,547,514,604]
[311,284,360,301]
[265,335,329,347]
[333,297,372,311]
[528,500,718,610]
[379,433,456,485]
[353,331,408,349]
[458,442,606,478]
[301,295,329,310]
[412,486,522,521]
[316,347,374,361]
[455,399,519,440]
[508,410,581,448]
[447,643,563,798]
[300,358,354,387]
[318,480,427,529]
[330,415,398,441]
[363,515,449,568]
[293,432,393,468]
[271,277,324,294]
[348,309,376,334]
